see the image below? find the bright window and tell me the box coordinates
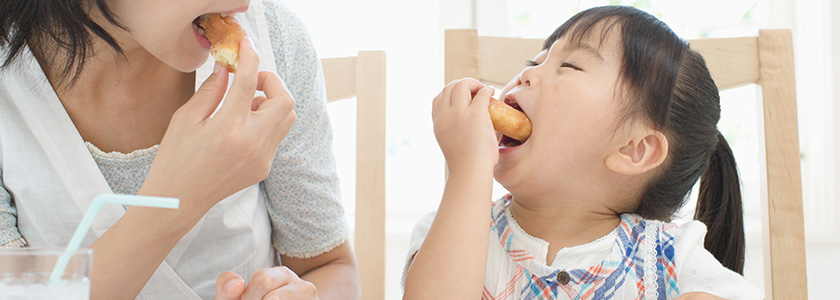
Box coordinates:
[281,0,835,298]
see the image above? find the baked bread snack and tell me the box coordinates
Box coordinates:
[198,14,247,72]
[489,97,531,142]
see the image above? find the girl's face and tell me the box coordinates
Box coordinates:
[494,25,628,197]
[99,0,251,72]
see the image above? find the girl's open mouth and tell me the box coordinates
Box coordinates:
[498,97,527,148]
[499,135,522,148]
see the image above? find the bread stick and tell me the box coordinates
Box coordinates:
[489,97,531,142]
[198,14,247,73]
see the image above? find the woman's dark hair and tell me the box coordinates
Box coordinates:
[0,0,126,86]
[545,6,745,274]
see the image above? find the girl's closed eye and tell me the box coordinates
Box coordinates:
[560,62,582,71]
[526,60,540,67]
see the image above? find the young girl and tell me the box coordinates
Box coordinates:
[0,0,358,299]
[404,6,762,300]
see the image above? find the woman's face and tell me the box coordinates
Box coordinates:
[494,23,629,196]
[99,0,251,72]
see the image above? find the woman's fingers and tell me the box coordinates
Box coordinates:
[251,96,267,111]
[268,110,296,148]
[180,67,229,121]
[263,280,318,299]
[218,37,261,118]
[252,71,296,129]
[214,272,246,300]
[239,267,294,300]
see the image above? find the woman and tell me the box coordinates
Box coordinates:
[0,0,359,299]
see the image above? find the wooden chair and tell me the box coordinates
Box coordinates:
[445,29,805,299]
[321,51,386,300]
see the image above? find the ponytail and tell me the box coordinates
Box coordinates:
[694,132,745,274]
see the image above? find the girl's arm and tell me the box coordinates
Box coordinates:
[403,79,498,299]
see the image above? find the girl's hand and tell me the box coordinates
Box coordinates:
[140,37,296,216]
[432,78,499,173]
[215,268,319,300]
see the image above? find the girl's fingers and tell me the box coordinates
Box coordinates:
[472,86,494,108]
[431,93,441,119]
[439,80,458,107]
[448,79,486,107]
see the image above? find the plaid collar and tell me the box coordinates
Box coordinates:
[488,194,679,299]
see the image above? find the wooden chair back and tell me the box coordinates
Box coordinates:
[321,51,386,300]
[444,29,806,299]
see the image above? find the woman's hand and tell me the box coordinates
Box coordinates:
[215,267,319,300]
[140,37,296,217]
[432,78,499,174]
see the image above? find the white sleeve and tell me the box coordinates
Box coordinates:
[674,221,764,299]
[400,210,437,290]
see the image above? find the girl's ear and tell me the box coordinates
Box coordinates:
[605,130,669,176]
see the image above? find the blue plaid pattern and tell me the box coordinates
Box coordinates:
[486,195,680,300]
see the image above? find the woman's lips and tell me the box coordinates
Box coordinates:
[192,17,211,49]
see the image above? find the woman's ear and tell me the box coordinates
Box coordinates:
[605,130,669,176]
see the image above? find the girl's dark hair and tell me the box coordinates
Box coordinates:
[0,0,126,86]
[546,6,745,274]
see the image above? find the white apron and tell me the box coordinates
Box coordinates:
[0,2,279,299]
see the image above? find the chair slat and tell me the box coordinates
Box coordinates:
[756,29,807,300]
[322,57,357,102]
[689,37,761,90]
[322,51,387,300]
[478,36,544,87]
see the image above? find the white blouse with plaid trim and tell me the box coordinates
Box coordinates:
[403,196,763,300]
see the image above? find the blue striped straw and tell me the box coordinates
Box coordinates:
[50,194,179,283]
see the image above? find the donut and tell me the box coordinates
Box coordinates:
[489,97,531,142]
[198,14,247,72]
